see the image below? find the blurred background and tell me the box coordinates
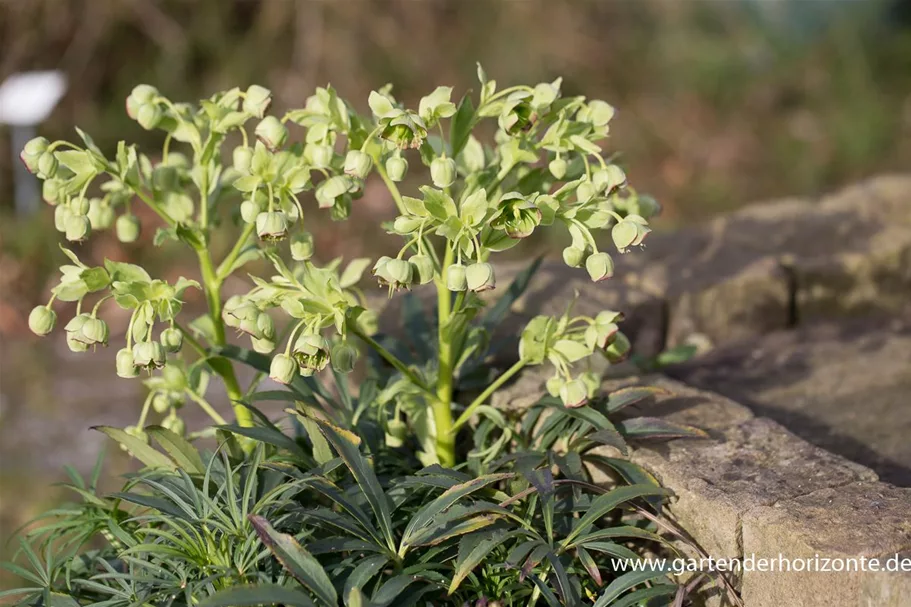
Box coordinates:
[1,0,911,587]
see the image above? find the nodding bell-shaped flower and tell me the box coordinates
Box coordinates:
[255,116,288,151]
[126,84,159,119]
[385,155,408,182]
[136,103,163,130]
[292,333,331,376]
[256,211,289,242]
[242,85,272,118]
[592,165,626,195]
[116,347,139,378]
[563,246,587,268]
[308,143,333,168]
[446,262,468,292]
[80,317,109,346]
[70,197,90,216]
[43,179,63,205]
[290,231,315,261]
[233,145,254,173]
[252,336,275,354]
[548,157,567,180]
[240,198,261,224]
[63,314,94,352]
[585,320,620,351]
[605,331,631,364]
[19,137,49,173]
[344,150,373,179]
[36,152,58,179]
[330,341,358,374]
[559,378,589,408]
[161,412,186,436]
[498,92,534,134]
[116,214,141,243]
[54,205,72,232]
[28,306,56,336]
[611,215,651,253]
[65,215,91,242]
[492,193,541,239]
[409,255,435,285]
[87,199,114,230]
[159,327,183,353]
[585,252,614,282]
[269,353,298,385]
[133,340,166,370]
[373,257,413,290]
[430,156,457,188]
[466,262,496,292]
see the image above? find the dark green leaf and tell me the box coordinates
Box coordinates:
[450,94,476,158]
[618,417,708,440]
[604,386,669,414]
[200,585,317,607]
[593,568,674,607]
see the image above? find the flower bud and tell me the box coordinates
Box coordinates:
[54,205,72,232]
[116,214,141,243]
[19,137,49,173]
[309,143,333,168]
[65,215,91,242]
[344,150,373,179]
[87,199,114,229]
[269,353,298,384]
[256,211,289,241]
[81,317,109,346]
[70,196,90,216]
[28,306,56,336]
[160,327,183,353]
[43,178,63,205]
[330,341,358,374]
[290,231,315,261]
[292,333,330,376]
[548,157,567,180]
[133,341,166,369]
[562,246,586,268]
[233,146,254,173]
[161,413,186,436]
[37,152,58,179]
[255,116,288,151]
[252,337,276,354]
[136,103,164,130]
[116,348,139,378]
[130,84,159,105]
[385,155,408,182]
[466,263,496,292]
[585,252,614,282]
[409,255,435,285]
[152,391,173,414]
[239,198,261,224]
[64,314,91,349]
[559,378,589,408]
[242,85,272,118]
[446,263,468,292]
[257,312,276,340]
[430,156,456,188]
[605,332,631,363]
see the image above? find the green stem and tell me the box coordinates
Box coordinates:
[216,221,256,280]
[197,248,253,428]
[131,189,176,228]
[452,359,526,431]
[376,163,408,216]
[434,244,457,467]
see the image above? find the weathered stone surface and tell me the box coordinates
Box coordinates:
[667,316,911,486]
[741,482,911,607]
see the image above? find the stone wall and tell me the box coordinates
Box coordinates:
[481,175,911,606]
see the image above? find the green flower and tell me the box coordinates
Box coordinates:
[430,157,456,189]
[36,152,58,179]
[256,211,289,241]
[269,353,298,385]
[160,327,183,353]
[19,137,49,173]
[116,348,139,378]
[290,231,315,261]
[498,91,534,134]
[549,157,567,180]
[344,150,373,179]
[585,252,614,282]
[80,317,109,346]
[559,378,589,408]
[385,155,408,182]
[605,331,631,363]
[65,215,91,242]
[292,334,330,376]
[161,413,186,436]
[563,246,586,268]
[28,306,56,336]
[242,85,272,118]
[87,199,114,229]
[116,214,141,243]
[466,263,496,292]
[611,215,651,253]
[409,255,435,285]
[446,263,468,292]
[133,340,166,369]
[492,193,541,239]
[254,116,288,151]
[233,145,254,173]
[330,341,358,374]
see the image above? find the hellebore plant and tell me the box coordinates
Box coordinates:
[5,67,736,607]
[24,66,659,467]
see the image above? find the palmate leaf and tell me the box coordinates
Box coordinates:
[617,417,708,441]
[609,584,679,607]
[200,584,317,607]
[343,554,389,605]
[249,515,337,607]
[561,484,669,549]
[448,528,513,594]
[146,425,205,474]
[603,386,669,414]
[93,426,176,471]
